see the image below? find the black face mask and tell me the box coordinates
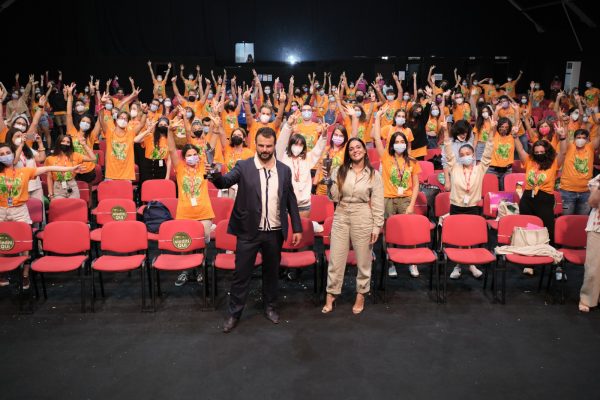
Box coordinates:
[225,105,235,112]
[193,130,203,137]
[355,95,364,103]
[60,144,71,153]
[533,153,548,164]
[230,136,243,146]
[188,96,196,102]
[156,126,168,136]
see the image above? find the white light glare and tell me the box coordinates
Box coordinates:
[287,55,298,65]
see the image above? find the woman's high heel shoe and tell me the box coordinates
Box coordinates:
[322,294,336,314]
[352,293,365,315]
[579,302,590,312]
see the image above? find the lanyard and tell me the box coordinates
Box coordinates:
[462,166,473,193]
[5,168,17,203]
[393,156,406,188]
[185,165,201,197]
[292,158,301,182]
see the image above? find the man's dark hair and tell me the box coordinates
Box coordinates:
[256,127,276,142]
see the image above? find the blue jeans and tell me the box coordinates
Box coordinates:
[487,166,512,191]
[560,190,591,215]
[427,137,439,149]
[515,135,528,158]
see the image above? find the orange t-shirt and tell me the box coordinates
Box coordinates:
[220,110,239,139]
[188,133,225,165]
[315,145,346,195]
[313,95,329,117]
[381,125,414,143]
[381,153,421,199]
[397,100,413,113]
[584,87,600,108]
[175,163,214,221]
[452,103,472,122]
[0,167,36,207]
[501,82,517,98]
[343,117,371,144]
[222,146,254,173]
[560,143,594,192]
[380,100,401,127]
[67,126,97,174]
[295,121,320,151]
[567,120,582,142]
[490,134,514,168]
[481,84,497,102]
[0,127,8,143]
[44,152,84,181]
[524,156,558,195]
[498,107,525,136]
[530,132,559,152]
[533,90,545,104]
[104,122,136,180]
[247,122,277,152]
[143,134,168,160]
[473,120,492,143]
[183,79,196,96]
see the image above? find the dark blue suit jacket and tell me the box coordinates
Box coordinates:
[211,157,302,240]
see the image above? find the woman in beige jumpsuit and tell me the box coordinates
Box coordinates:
[323,137,384,314]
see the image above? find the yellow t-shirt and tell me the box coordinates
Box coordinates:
[559,143,594,192]
[0,167,36,207]
[381,153,421,199]
[175,163,214,221]
[44,153,84,181]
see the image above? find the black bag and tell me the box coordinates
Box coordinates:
[430,154,443,170]
[419,183,441,217]
[143,201,173,233]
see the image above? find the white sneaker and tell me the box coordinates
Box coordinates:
[450,266,461,279]
[312,221,324,233]
[409,264,419,278]
[522,267,534,276]
[388,265,398,278]
[469,265,483,279]
[555,267,566,281]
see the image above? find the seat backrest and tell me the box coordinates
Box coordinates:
[309,195,334,223]
[425,148,441,161]
[153,198,178,218]
[367,148,380,165]
[555,215,587,248]
[94,198,137,226]
[210,197,234,225]
[503,173,526,192]
[215,219,236,251]
[157,220,206,252]
[100,221,148,253]
[426,173,445,191]
[434,192,451,217]
[90,164,104,187]
[512,160,525,173]
[97,180,133,203]
[0,221,33,254]
[141,179,176,203]
[43,221,90,254]
[482,173,499,199]
[385,214,430,246]
[48,198,88,223]
[283,217,314,250]
[76,181,91,206]
[208,188,219,198]
[414,192,428,216]
[497,214,544,245]
[442,215,488,247]
[418,161,434,183]
[26,198,44,224]
[553,191,562,216]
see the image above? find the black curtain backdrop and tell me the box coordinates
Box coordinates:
[1,0,598,100]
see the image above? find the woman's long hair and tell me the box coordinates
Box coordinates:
[336,137,374,197]
[6,128,32,159]
[387,131,413,167]
[529,140,556,171]
[475,105,492,133]
[53,134,74,158]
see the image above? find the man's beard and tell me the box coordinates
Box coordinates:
[258,151,273,161]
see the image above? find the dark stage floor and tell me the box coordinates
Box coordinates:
[2,257,600,400]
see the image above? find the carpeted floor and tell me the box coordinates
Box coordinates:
[1,250,600,400]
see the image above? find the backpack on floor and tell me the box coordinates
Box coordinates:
[143,201,173,233]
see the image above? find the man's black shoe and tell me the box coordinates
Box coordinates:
[223,316,239,333]
[264,308,280,324]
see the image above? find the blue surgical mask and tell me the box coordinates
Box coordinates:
[459,155,474,166]
[0,154,14,166]
[203,126,210,133]
[302,110,312,120]
[185,155,199,166]
[355,110,362,117]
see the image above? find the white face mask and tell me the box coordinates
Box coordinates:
[164,101,172,108]
[403,95,410,101]
[571,113,579,121]
[157,76,163,82]
[355,110,362,117]
[259,114,271,124]
[386,95,395,101]
[521,98,527,104]
[13,123,27,132]
[130,109,138,118]
[186,111,193,119]
[75,105,85,113]
[13,137,22,146]
[431,109,440,117]
[459,155,474,166]
[188,74,194,80]
[291,145,303,157]
[150,104,159,112]
[455,98,464,105]
[507,78,512,82]
[481,111,489,119]
[116,119,128,129]
[105,103,113,111]
[302,110,312,120]
[80,121,91,132]
[586,82,592,88]
[534,85,540,90]
[393,143,406,154]
[575,138,587,148]
[395,117,405,126]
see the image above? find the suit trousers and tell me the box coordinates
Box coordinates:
[326,203,374,295]
[228,230,283,318]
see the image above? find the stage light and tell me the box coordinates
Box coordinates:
[287,55,298,65]
[381,56,389,60]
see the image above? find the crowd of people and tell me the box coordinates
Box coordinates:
[0,63,599,318]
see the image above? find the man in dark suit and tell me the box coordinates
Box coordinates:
[211,127,302,333]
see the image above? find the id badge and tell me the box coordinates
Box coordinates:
[229,123,235,129]
[397,187,405,196]
[158,159,164,167]
[7,197,13,207]
[190,197,198,207]
[61,181,68,189]
[463,194,471,205]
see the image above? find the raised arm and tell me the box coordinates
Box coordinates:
[554,122,568,167]
[147,60,157,82]
[393,72,403,96]
[0,86,7,132]
[276,117,293,160]
[372,107,386,157]
[167,117,182,168]
[66,83,77,132]
[163,62,172,82]
[272,89,286,129]
[242,88,253,129]
[171,76,186,104]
